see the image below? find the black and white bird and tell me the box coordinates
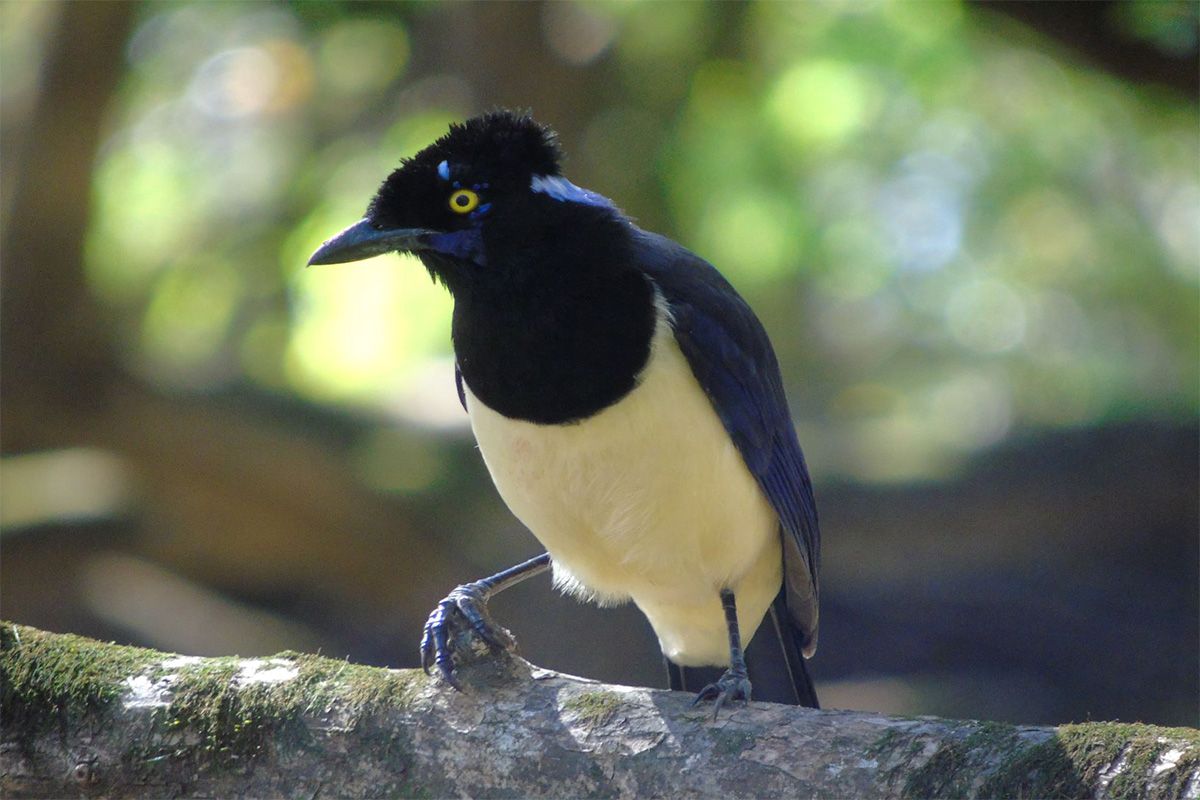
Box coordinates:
[309,110,821,711]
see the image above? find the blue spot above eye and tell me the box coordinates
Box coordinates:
[530,174,615,209]
[437,160,450,181]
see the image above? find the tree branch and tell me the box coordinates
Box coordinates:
[2,623,1196,799]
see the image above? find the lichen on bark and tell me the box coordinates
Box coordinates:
[3,622,1197,799]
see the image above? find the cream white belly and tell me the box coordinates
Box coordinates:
[463,319,782,667]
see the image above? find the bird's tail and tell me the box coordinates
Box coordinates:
[667,589,819,708]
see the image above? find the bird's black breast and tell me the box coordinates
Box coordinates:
[451,267,657,425]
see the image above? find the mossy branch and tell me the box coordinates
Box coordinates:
[2,623,1196,799]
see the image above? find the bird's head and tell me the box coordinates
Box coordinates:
[308,110,622,294]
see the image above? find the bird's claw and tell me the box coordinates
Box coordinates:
[692,668,752,720]
[419,582,516,689]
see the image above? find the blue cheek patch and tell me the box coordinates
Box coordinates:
[530,174,615,209]
[429,166,492,263]
[428,228,486,266]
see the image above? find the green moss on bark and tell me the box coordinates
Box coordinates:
[977,722,1200,800]
[1,622,160,737]
[157,651,423,766]
[900,721,1021,798]
[562,689,622,728]
[1,622,424,774]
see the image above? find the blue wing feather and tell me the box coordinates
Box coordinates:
[455,364,467,412]
[631,228,821,653]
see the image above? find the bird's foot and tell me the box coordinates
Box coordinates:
[420,582,516,690]
[692,667,752,720]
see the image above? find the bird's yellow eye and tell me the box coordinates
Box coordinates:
[448,188,480,214]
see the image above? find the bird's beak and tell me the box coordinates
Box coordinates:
[307,218,438,266]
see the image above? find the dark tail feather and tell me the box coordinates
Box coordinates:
[666,590,819,708]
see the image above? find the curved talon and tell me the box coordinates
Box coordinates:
[420,622,433,674]
[418,581,516,690]
[454,593,509,650]
[692,669,752,721]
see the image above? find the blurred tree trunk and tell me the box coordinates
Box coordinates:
[404,1,613,148]
[0,0,460,656]
[1,1,134,436]
[972,0,1198,98]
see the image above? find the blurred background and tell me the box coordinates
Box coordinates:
[2,1,1196,728]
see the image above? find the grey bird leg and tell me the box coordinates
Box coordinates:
[420,552,551,689]
[692,589,753,719]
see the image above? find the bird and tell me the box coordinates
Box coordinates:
[309,110,821,712]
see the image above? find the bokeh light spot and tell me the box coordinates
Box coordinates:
[542,2,616,66]
[286,253,452,405]
[928,371,1013,450]
[140,260,243,385]
[945,278,1027,354]
[768,59,874,148]
[696,190,796,284]
[189,47,279,118]
[319,19,409,96]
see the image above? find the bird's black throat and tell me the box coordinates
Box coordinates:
[446,229,658,426]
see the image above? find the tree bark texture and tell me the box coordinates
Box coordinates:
[2,624,1197,799]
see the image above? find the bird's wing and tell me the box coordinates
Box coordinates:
[633,229,821,655]
[454,363,468,412]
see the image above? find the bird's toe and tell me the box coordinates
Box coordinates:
[418,582,516,689]
[692,669,752,720]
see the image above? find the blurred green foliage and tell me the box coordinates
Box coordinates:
[19,0,1193,482]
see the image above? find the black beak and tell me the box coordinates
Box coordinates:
[307,218,438,266]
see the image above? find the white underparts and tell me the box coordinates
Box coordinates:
[463,304,781,667]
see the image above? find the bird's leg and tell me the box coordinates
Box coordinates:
[692,589,753,719]
[420,552,551,689]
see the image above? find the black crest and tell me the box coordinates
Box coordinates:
[425,110,563,177]
[367,109,563,228]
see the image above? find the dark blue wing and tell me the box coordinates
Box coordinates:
[632,228,821,654]
[455,364,467,412]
